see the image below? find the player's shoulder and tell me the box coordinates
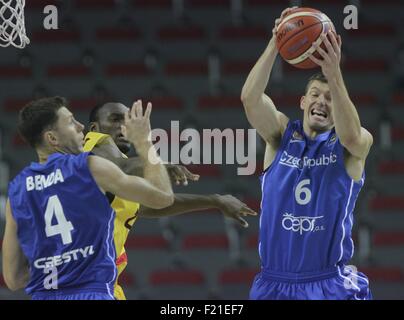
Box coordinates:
[83,132,112,152]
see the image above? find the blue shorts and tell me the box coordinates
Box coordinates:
[249,266,372,300]
[32,292,115,300]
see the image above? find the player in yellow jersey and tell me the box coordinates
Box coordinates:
[85,101,257,300]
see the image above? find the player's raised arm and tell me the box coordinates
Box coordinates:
[241,8,293,145]
[89,100,174,209]
[89,156,173,209]
[2,199,29,291]
[309,32,373,161]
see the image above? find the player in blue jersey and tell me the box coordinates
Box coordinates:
[1,97,173,300]
[241,7,374,300]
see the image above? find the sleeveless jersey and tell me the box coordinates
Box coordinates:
[259,120,364,273]
[8,152,117,298]
[83,132,139,300]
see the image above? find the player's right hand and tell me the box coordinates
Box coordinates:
[125,99,153,152]
[272,6,298,37]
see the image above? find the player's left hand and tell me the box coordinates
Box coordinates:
[214,194,258,228]
[309,30,342,79]
[165,164,200,186]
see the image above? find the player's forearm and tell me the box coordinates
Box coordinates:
[138,193,219,218]
[2,255,29,291]
[328,70,362,145]
[241,38,278,105]
[137,143,173,199]
[115,156,144,177]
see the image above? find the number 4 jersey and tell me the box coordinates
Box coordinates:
[8,152,117,298]
[259,120,365,273]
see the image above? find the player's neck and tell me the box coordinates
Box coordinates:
[302,122,331,140]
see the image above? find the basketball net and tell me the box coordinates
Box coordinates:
[0,0,29,49]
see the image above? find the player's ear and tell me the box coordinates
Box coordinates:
[300,96,306,111]
[43,130,58,147]
[89,122,99,132]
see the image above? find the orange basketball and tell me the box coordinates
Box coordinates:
[276,7,336,69]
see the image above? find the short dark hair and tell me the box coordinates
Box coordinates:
[305,72,328,94]
[88,103,106,124]
[18,96,67,148]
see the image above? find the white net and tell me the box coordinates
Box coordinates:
[0,0,29,49]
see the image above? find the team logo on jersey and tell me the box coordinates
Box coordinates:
[327,134,337,147]
[281,213,325,235]
[280,151,337,169]
[290,131,304,143]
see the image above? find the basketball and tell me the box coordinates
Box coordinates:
[276,7,336,69]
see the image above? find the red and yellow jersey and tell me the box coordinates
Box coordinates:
[84,132,139,300]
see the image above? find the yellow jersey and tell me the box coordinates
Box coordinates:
[84,132,139,300]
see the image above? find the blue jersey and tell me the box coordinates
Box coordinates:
[8,152,117,298]
[259,120,364,273]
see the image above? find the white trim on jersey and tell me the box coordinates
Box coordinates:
[258,171,268,261]
[337,180,354,264]
[105,208,117,300]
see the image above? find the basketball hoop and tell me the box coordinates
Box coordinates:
[0,0,29,49]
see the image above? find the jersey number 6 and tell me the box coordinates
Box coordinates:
[295,179,312,205]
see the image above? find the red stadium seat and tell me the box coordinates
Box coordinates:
[392,93,404,106]
[359,267,404,282]
[186,164,221,177]
[12,133,27,147]
[158,26,205,41]
[344,59,388,72]
[146,96,183,109]
[350,94,378,107]
[271,93,302,108]
[0,66,31,78]
[0,275,6,288]
[189,0,230,7]
[378,161,404,175]
[219,26,269,40]
[370,196,404,211]
[75,0,116,9]
[69,98,100,110]
[392,127,404,141]
[125,235,169,249]
[32,30,80,43]
[149,269,205,285]
[198,95,241,109]
[222,60,254,75]
[218,268,259,285]
[3,98,31,112]
[247,0,286,6]
[132,0,171,8]
[105,63,149,77]
[96,27,141,41]
[26,0,58,9]
[118,271,136,286]
[243,197,260,212]
[373,232,404,246]
[246,233,258,249]
[164,61,208,76]
[346,24,397,37]
[181,234,229,250]
[47,65,91,77]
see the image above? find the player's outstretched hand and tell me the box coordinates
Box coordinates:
[125,99,153,153]
[215,195,258,228]
[165,164,200,186]
[309,30,342,78]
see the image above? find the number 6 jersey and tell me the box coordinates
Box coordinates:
[8,152,117,298]
[259,120,364,273]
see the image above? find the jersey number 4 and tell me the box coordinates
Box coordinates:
[44,195,74,245]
